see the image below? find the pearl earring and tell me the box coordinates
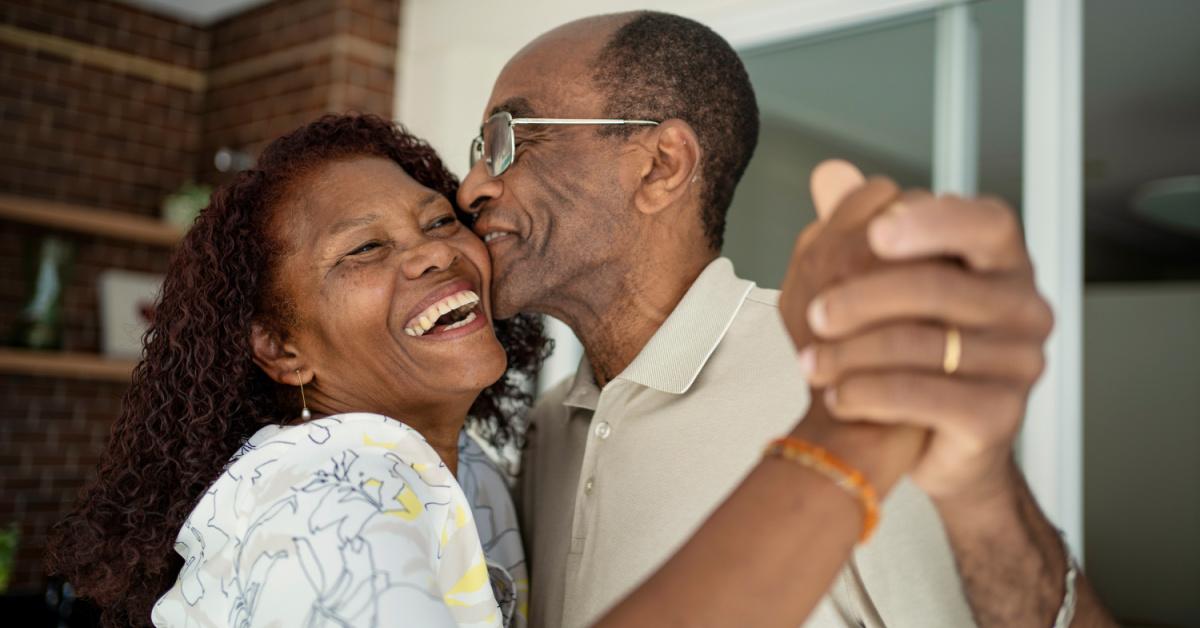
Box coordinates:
[296,369,311,421]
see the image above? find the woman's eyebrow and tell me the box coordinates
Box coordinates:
[327,213,380,236]
[417,191,444,210]
[326,192,443,236]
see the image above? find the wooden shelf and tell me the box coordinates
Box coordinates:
[0,348,135,383]
[0,194,183,246]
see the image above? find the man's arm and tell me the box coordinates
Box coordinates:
[938,460,1112,627]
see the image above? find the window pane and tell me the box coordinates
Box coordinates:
[726,14,937,289]
[1082,1,1200,625]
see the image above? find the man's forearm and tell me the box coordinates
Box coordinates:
[937,459,1116,627]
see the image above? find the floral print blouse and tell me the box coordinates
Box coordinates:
[152,413,526,628]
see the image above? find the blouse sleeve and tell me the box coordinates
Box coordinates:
[220,419,498,627]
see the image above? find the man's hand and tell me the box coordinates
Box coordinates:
[784,160,1115,627]
[802,186,1053,504]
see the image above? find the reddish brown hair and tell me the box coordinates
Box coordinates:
[48,114,549,626]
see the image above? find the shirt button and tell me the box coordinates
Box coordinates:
[584,477,595,494]
[593,421,612,439]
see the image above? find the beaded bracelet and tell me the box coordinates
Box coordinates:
[764,436,881,543]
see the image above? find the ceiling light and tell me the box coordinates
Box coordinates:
[1132,175,1200,235]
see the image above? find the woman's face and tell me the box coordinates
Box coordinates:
[265,156,507,417]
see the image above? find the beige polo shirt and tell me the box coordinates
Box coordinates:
[520,258,976,628]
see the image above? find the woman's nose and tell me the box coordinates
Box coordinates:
[400,239,459,280]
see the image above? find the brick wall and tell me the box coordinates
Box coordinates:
[0,1,208,214]
[0,0,398,595]
[202,0,397,183]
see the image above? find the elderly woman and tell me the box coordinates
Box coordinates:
[51,114,914,627]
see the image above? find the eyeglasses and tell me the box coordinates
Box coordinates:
[469,111,659,177]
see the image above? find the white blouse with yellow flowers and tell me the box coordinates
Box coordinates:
[152,413,524,628]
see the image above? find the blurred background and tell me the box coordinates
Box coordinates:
[0,0,1196,626]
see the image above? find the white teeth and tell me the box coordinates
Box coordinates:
[403,290,481,337]
[484,232,509,243]
[441,311,477,331]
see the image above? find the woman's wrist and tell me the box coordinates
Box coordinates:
[765,436,881,542]
[788,400,925,497]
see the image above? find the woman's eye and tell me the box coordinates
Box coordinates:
[348,241,381,256]
[427,215,458,231]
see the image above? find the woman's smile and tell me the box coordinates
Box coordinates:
[402,280,489,339]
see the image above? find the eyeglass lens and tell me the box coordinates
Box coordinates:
[470,136,484,169]
[486,114,513,176]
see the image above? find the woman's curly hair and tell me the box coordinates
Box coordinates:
[47,113,550,626]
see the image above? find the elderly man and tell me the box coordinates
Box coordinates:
[458,11,1112,628]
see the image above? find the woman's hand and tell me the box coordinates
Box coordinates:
[777,160,927,496]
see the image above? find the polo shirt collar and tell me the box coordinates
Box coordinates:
[559,258,755,406]
[563,353,601,411]
[617,257,754,395]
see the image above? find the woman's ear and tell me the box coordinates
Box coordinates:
[250,321,308,386]
[633,119,702,216]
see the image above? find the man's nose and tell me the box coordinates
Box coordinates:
[457,160,503,217]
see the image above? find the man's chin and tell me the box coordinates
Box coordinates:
[489,295,523,321]
[489,262,540,320]
[489,280,525,320]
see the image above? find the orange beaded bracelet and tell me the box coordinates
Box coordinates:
[764,436,881,543]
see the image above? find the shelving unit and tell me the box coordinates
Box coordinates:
[0,194,183,246]
[0,348,136,383]
[0,194,176,381]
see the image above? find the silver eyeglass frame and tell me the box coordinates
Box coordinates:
[470,111,659,177]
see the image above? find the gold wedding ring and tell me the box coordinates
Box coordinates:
[943,326,962,375]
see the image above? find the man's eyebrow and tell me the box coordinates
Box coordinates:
[489,97,536,118]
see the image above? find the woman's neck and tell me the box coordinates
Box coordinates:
[378,395,473,476]
[303,402,471,476]
[403,409,467,476]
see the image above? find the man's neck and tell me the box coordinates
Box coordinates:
[553,254,714,387]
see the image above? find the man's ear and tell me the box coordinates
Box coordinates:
[632,119,701,216]
[250,321,308,386]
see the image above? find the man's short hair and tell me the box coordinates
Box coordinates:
[592,11,759,252]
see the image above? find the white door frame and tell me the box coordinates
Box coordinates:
[1020,0,1084,558]
[706,0,1085,556]
[933,3,979,195]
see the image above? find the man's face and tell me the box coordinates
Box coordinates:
[457,29,633,320]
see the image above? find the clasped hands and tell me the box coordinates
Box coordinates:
[780,160,1054,512]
